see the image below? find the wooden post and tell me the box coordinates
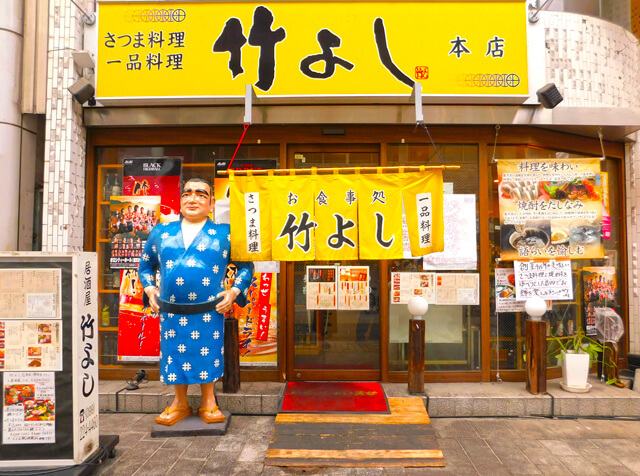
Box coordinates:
[223,316,240,393]
[408,319,426,394]
[525,320,547,394]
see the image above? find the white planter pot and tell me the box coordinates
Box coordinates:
[561,351,590,388]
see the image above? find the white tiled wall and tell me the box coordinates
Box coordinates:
[544,12,640,108]
[42,0,89,251]
[537,12,640,353]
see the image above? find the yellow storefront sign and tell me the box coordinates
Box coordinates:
[229,170,444,261]
[314,174,359,261]
[96,1,528,101]
[270,175,317,261]
[358,172,405,260]
[403,169,445,257]
[229,171,273,262]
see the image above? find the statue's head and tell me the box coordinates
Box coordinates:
[180,177,214,222]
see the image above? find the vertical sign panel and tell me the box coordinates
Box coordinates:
[73,254,99,463]
[358,173,404,260]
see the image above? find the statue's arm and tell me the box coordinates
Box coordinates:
[229,261,255,308]
[138,227,161,309]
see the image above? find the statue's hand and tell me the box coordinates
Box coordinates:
[144,286,160,313]
[216,288,241,315]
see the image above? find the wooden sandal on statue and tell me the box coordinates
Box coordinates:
[154,405,192,426]
[198,405,226,423]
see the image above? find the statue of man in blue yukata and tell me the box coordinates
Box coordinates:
[138,177,254,426]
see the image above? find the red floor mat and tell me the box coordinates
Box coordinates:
[280,381,389,413]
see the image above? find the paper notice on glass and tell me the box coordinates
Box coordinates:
[390,272,436,305]
[306,266,337,310]
[401,212,418,259]
[0,269,61,319]
[515,260,573,301]
[423,195,477,270]
[3,372,55,444]
[254,261,280,274]
[338,266,369,310]
[495,268,525,312]
[0,321,62,371]
[435,273,479,305]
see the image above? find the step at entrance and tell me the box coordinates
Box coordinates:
[265,397,445,468]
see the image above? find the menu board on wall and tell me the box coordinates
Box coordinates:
[338,266,369,310]
[2,372,56,445]
[0,321,62,371]
[0,254,99,465]
[495,268,525,313]
[498,158,604,260]
[306,266,337,310]
[435,273,479,305]
[390,272,436,304]
[0,269,61,319]
[514,260,573,301]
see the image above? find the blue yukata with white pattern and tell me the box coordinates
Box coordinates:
[138,218,254,385]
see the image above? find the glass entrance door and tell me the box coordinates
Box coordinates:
[289,147,382,381]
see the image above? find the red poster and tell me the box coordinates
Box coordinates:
[109,195,160,270]
[227,270,278,364]
[117,157,181,360]
[117,269,160,361]
[122,157,182,222]
[257,273,273,341]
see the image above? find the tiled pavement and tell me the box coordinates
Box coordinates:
[95,412,640,475]
[93,377,640,474]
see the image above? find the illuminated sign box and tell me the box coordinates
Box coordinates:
[96,1,529,104]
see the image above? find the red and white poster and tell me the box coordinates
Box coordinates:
[338,266,369,310]
[232,272,278,366]
[117,269,160,361]
[116,157,181,360]
[306,266,338,310]
[122,157,182,222]
[257,273,273,341]
[109,195,160,270]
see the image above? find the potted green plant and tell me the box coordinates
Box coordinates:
[547,329,616,392]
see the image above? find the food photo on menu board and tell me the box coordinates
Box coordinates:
[306,266,337,310]
[3,372,56,444]
[390,272,436,304]
[0,321,62,371]
[338,266,369,310]
[498,158,605,260]
[494,268,525,313]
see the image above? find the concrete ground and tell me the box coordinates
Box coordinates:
[95,412,640,475]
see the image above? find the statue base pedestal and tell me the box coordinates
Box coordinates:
[150,410,231,438]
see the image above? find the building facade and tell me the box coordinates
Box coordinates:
[8,0,640,384]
